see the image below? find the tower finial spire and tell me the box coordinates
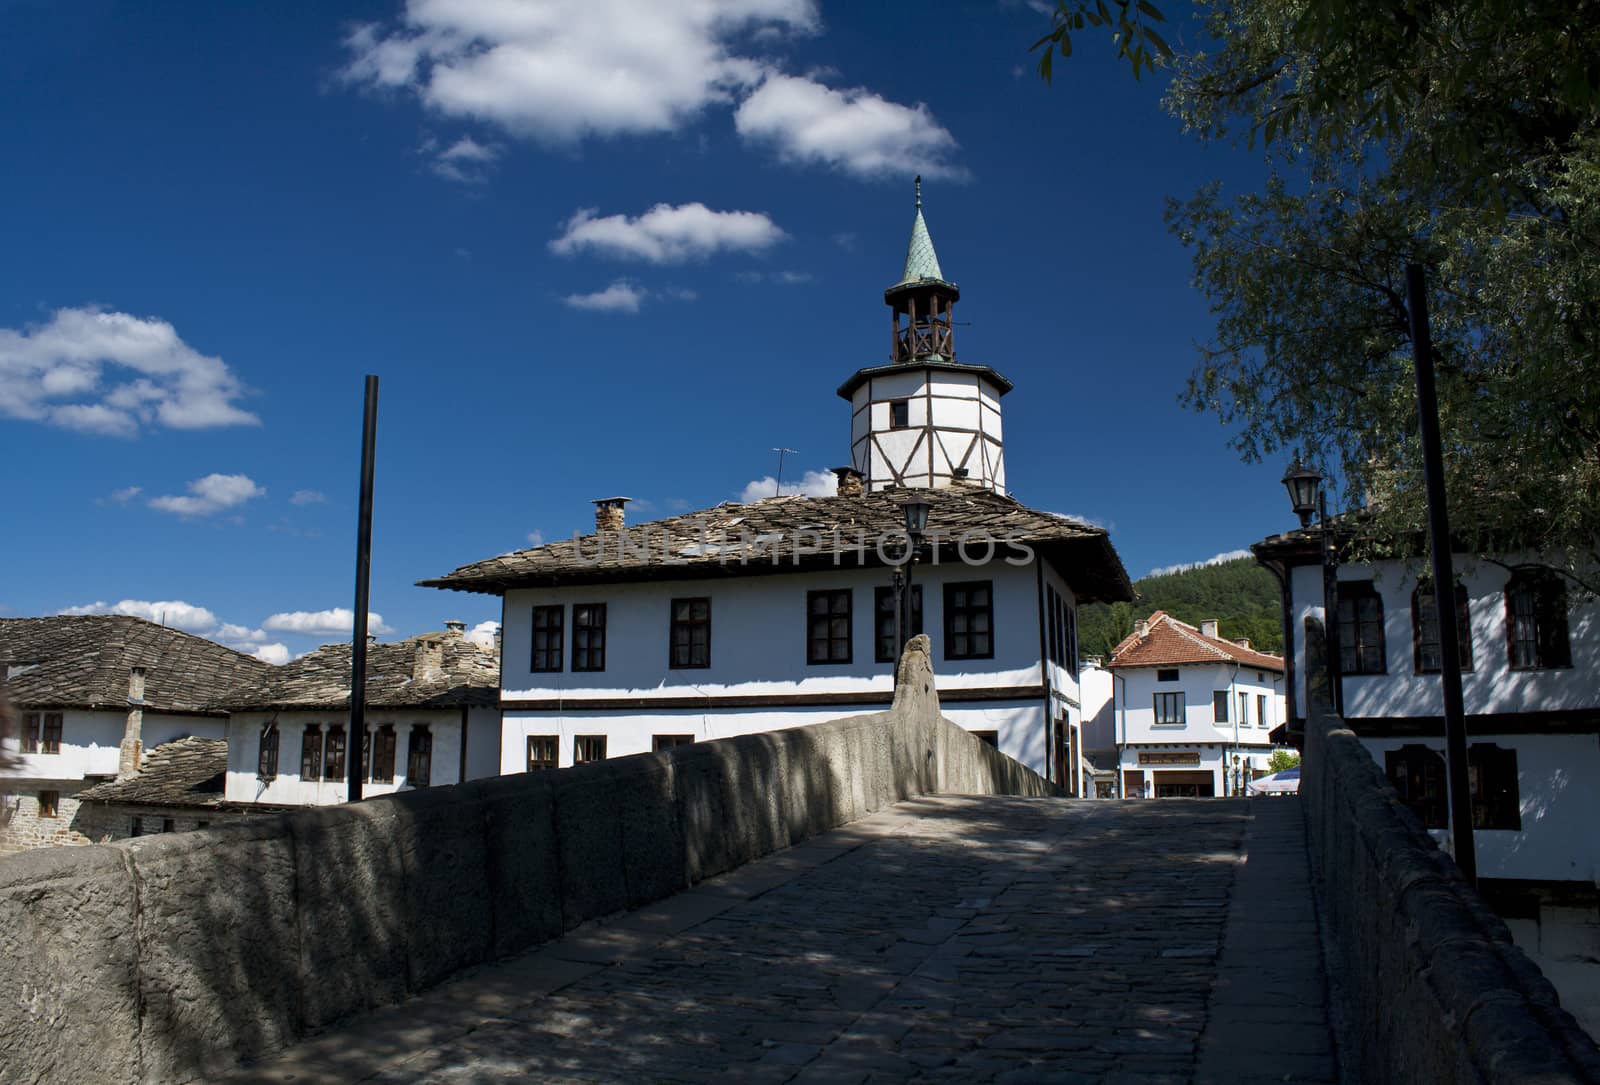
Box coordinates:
[914,175,922,209]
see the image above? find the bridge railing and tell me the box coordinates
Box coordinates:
[0,634,1057,1085]
[1300,619,1600,1083]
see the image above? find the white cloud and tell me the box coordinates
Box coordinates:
[149,473,265,517]
[262,608,394,637]
[1146,549,1254,578]
[98,485,143,507]
[562,280,646,313]
[289,489,328,506]
[59,599,220,633]
[427,134,501,183]
[252,643,291,665]
[466,620,500,648]
[342,0,818,142]
[526,529,545,545]
[733,73,962,180]
[738,467,836,502]
[0,306,258,436]
[551,203,786,263]
[737,269,813,284]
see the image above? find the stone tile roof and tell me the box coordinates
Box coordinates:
[0,615,271,715]
[419,486,1134,605]
[1108,611,1284,673]
[221,630,499,712]
[76,736,227,808]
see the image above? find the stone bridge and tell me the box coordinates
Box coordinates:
[3,638,1599,1084]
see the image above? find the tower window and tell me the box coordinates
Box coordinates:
[889,399,910,429]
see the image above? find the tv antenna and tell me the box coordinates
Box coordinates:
[772,447,798,497]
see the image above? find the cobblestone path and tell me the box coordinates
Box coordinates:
[224,796,1337,1085]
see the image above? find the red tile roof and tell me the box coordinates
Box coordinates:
[1108,611,1284,672]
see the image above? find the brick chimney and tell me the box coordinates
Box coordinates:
[1135,618,1149,638]
[443,619,466,635]
[1235,638,1252,650]
[832,467,864,497]
[1201,619,1220,639]
[118,665,146,779]
[593,496,630,532]
[413,638,444,683]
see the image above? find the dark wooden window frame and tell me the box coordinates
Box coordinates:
[20,711,39,754]
[1156,668,1179,683]
[1469,742,1521,830]
[1504,568,1572,671]
[38,790,59,818]
[1257,693,1268,728]
[874,585,922,662]
[889,398,910,429]
[1386,744,1447,829]
[1337,580,1388,675]
[669,597,712,669]
[1153,691,1185,726]
[323,724,347,782]
[301,723,323,781]
[372,723,397,784]
[652,734,694,751]
[807,588,854,665]
[572,602,607,672]
[258,722,279,780]
[40,712,62,755]
[526,734,558,771]
[1412,581,1475,674]
[407,724,433,787]
[531,605,565,673]
[944,580,995,661]
[1212,690,1229,723]
[574,734,608,763]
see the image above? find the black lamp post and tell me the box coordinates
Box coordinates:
[893,497,931,664]
[1281,459,1342,714]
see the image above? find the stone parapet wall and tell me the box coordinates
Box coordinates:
[1303,697,1600,1082]
[0,636,1058,1085]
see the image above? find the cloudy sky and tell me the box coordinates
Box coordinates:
[1,0,1291,661]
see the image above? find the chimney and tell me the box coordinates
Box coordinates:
[1135,618,1149,638]
[832,467,864,497]
[413,638,444,683]
[118,666,146,779]
[1235,638,1251,650]
[443,619,466,635]
[593,496,630,532]
[1201,619,1220,639]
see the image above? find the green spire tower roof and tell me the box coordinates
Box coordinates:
[895,176,950,287]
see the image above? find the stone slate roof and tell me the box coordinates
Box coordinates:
[221,630,500,712]
[1108,611,1284,673]
[0,615,271,715]
[420,486,1134,605]
[77,736,227,808]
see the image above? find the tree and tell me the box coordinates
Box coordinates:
[1037,1,1600,564]
[1267,749,1301,774]
[1077,557,1285,660]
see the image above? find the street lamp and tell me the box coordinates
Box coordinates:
[892,497,931,665]
[1280,459,1342,714]
[1232,753,1244,797]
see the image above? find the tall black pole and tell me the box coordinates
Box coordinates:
[349,375,379,804]
[1406,264,1476,885]
[1319,489,1343,716]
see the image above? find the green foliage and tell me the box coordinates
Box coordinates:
[1031,0,1173,83]
[1267,749,1301,774]
[1077,557,1283,660]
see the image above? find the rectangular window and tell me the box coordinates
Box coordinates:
[20,712,39,754]
[1257,694,1268,728]
[1414,582,1474,673]
[300,724,323,781]
[130,818,143,838]
[1239,692,1250,729]
[973,730,1000,748]
[38,790,59,818]
[572,603,607,672]
[1066,604,1078,679]
[372,724,397,783]
[526,735,558,771]
[1156,668,1179,683]
[258,723,279,780]
[807,589,853,664]
[1506,570,1571,671]
[1046,587,1061,665]
[407,725,433,787]
[944,581,994,660]
[40,712,62,754]
[323,724,347,782]
[875,585,922,662]
[670,597,711,668]
[531,605,564,672]
[1337,581,1388,675]
[1468,743,1521,830]
[162,818,175,834]
[1153,691,1185,726]
[574,735,608,763]
[1213,691,1229,723]
[653,734,694,751]
[889,398,910,429]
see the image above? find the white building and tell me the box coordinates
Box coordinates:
[0,615,269,852]
[223,625,502,806]
[1252,526,1600,889]
[422,185,1134,787]
[1083,611,1285,798]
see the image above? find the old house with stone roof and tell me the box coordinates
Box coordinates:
[222,624,502,806]
[422,184,1134,788]
[72,736,290,841]
[1081,611,1286,799]
[0,615,270,853]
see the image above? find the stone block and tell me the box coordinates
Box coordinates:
[674,742,738,884]
[0,845,140,1084]
[550,760,631,927]
[473,772,562,959]
[289,801,411,1029]
[613,753,686,908]
[380,783,493,990]
[125,818,300,1082]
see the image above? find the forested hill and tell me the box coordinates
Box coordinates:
[1078,557,1283,661]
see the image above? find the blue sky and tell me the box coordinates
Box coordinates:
[0,0,1295,662]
